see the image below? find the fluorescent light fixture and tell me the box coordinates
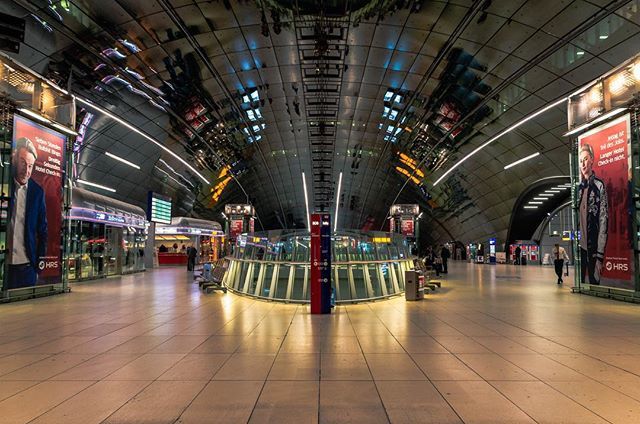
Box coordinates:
[503,152,540,170]
[77,179,116,192]
[538,193,554,197]
[302,172,311,232]
[533,197,547,201]
[434,97,567,186]
[523,205,538,209]
[599,34,608,39]
[576,51,585,56]
[334,171,342,230]
[105,152,141,169]
[564,108,627,136]
[18,108,50,124]
[528,201,543,205]
[545,190,561,193]
[51,122,79,136]
[75,97,210,184]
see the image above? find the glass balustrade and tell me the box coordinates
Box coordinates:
[222,230,415,303]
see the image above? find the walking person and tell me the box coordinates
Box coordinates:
[552,243,569,284]
[440,245,450,273]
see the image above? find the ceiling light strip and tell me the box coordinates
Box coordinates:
[504,152,540,170]
[433,97,567,186]
[75,97,210,184]
[105,152,141,169]
[302,172,311,232]
[77,179,116,192]
[334,171,342,231]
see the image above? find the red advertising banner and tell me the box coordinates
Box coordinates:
[7,115,66,289]
[229,218,243,238]
[401,218,415,237]
[577,114,634,289]
[310,214,321,314]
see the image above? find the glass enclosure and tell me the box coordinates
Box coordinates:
[68,220,145,281]
[222,230,414,303]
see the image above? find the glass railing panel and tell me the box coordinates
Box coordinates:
[336,266,350,300]
[274,265,290,299]
[291,265,306,300]
[351,265,367,298]
[366,264,383,297]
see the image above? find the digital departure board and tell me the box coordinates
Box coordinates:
[147,191,172,224]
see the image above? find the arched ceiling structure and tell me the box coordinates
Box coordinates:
[2,0,639,241]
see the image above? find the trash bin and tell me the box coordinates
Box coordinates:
[405,270,422,301]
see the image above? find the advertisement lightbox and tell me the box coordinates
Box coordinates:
[6,115,66,289]
[577,114,634,289]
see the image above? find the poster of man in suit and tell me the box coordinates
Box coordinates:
[5,115,65,290]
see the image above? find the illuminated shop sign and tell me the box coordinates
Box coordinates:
[155,226,221,236]
[69,207,146,228]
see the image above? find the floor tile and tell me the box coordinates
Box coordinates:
[176,381,263,423]
[191,335,246,353]
[491,381,607,424]
[548,380,640,423]
[149,335,210,354]
[249,381,319,423]
[105,353,186,380]
[30,380,149,424]
[320,353,372,380]
[0,380,94,424]
[394,336,449,354]
[103,380,207,424]
[50,353,141,381]
[319,381,388,423]
[213,353,275,380]
[376,380,462,423]
[456,353,537,381]
[365,353,426,380]
[159,353,230,380]
[268,353,319,380]
[433,380,535,423]
[412,354,482,381]
[0,354,96,381]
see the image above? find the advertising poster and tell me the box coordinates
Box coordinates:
[229,218,243,238]
[577,114,633,289]
[7,115,66,289]
[401,218,414,237]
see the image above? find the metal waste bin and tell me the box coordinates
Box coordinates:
[405,270,423,301]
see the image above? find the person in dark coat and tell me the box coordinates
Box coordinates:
[440,245,450,274]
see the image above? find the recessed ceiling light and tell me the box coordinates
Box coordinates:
[105,152,141,169]
[599,35,608,40]
[576,51,585,56]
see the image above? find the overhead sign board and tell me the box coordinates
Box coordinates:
[147,191,172,225]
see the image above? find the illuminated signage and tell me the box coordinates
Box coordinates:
[147,191,172,224]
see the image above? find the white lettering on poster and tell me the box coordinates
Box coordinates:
[34,135,63,177]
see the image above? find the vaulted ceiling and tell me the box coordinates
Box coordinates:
[3,0,639,243]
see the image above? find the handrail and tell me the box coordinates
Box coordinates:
[224,257,415,266]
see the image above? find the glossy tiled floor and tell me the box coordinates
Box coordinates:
[1,262,640,423]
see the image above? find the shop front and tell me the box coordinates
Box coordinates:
[155,217,224,266]
[68,188,147,281]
